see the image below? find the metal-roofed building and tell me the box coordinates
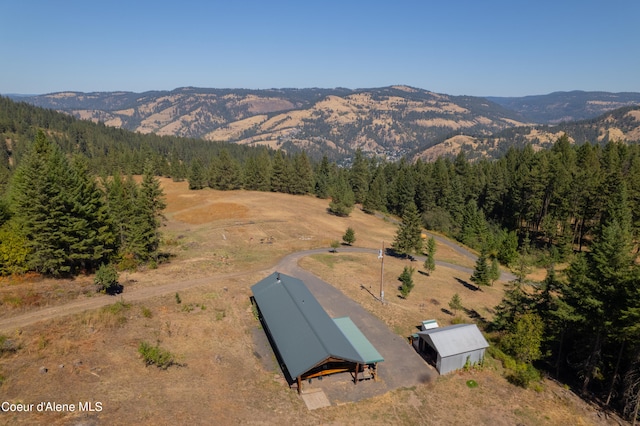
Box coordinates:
[333,316,384,378]
[251,272,383,393]
[417,323,489,375]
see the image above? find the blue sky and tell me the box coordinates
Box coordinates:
[1,0,639,97]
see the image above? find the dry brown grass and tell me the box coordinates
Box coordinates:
[299,252,504,338]
[0,179,623,425]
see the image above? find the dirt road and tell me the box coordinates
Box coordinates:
[0,246,511,333]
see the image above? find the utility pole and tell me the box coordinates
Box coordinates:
[378,241,385,303]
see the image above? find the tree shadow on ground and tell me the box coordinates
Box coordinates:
[385,248,416,261]
[464,307,488,327]
[455,277,479,291]
[105,283,124,295]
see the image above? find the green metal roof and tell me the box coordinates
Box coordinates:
[333,317,384,364]
[251,272,365,379]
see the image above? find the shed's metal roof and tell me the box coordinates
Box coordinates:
[333,317,384,364]
[418,324,489,358]
[251,272,364,379]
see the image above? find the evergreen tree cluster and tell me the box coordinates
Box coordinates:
[491,199,640,418]
[0,130,165,276]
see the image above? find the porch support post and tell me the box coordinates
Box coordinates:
[354,363,360,385]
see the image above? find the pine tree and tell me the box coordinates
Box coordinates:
[392,202,423,257]
[399,266,415,298]
[362,167,387,214]
[270,150,291,193]
[169,150,186,182]
[290,152,314,195]
[388,161,415,216]
[488,257,501,285]
[9,130,73,275]
[470,247,490,290]
[349,149,370,204]
[342,227,356,246]
[423,236,436,275]
[66,155,115,272]
[104,171,137,257]
[328,172,355,217]
[130,160,166,263]
[459,200,489,250]
[244,150,271,191]
[497,230,519,266]
[492,279,535,332]
[449,293,463,316]
[188,158,205,190]
[212,149,242,190]
[314,155,332,199]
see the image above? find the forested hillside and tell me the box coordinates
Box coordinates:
[416,106,640,162]
[1,95,640,421]
[0,96,270,180]
[488,91,640,124]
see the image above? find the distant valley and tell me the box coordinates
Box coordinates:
[10,86,640,161]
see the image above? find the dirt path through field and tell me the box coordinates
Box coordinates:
[0,246,513,333]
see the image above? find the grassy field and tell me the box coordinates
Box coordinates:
[0,178,624,425]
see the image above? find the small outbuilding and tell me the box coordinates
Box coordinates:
[416,323,489,375]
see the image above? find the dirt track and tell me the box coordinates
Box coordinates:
[0,246,508,334]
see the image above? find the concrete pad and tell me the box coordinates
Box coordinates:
[300,388,331,410]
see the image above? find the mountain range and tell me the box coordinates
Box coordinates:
[10,86,640,161]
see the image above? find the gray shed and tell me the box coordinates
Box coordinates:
[251,272,383,392]
[417,324,489,375]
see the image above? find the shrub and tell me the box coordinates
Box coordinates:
[94,263,120,294]
[488,345,540,388]
[138,341,176,370]
[0,221,29,275]
[104,299,130,315]
[507,362,541,388]
[0,334,19,356]
[487,345,517,371]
